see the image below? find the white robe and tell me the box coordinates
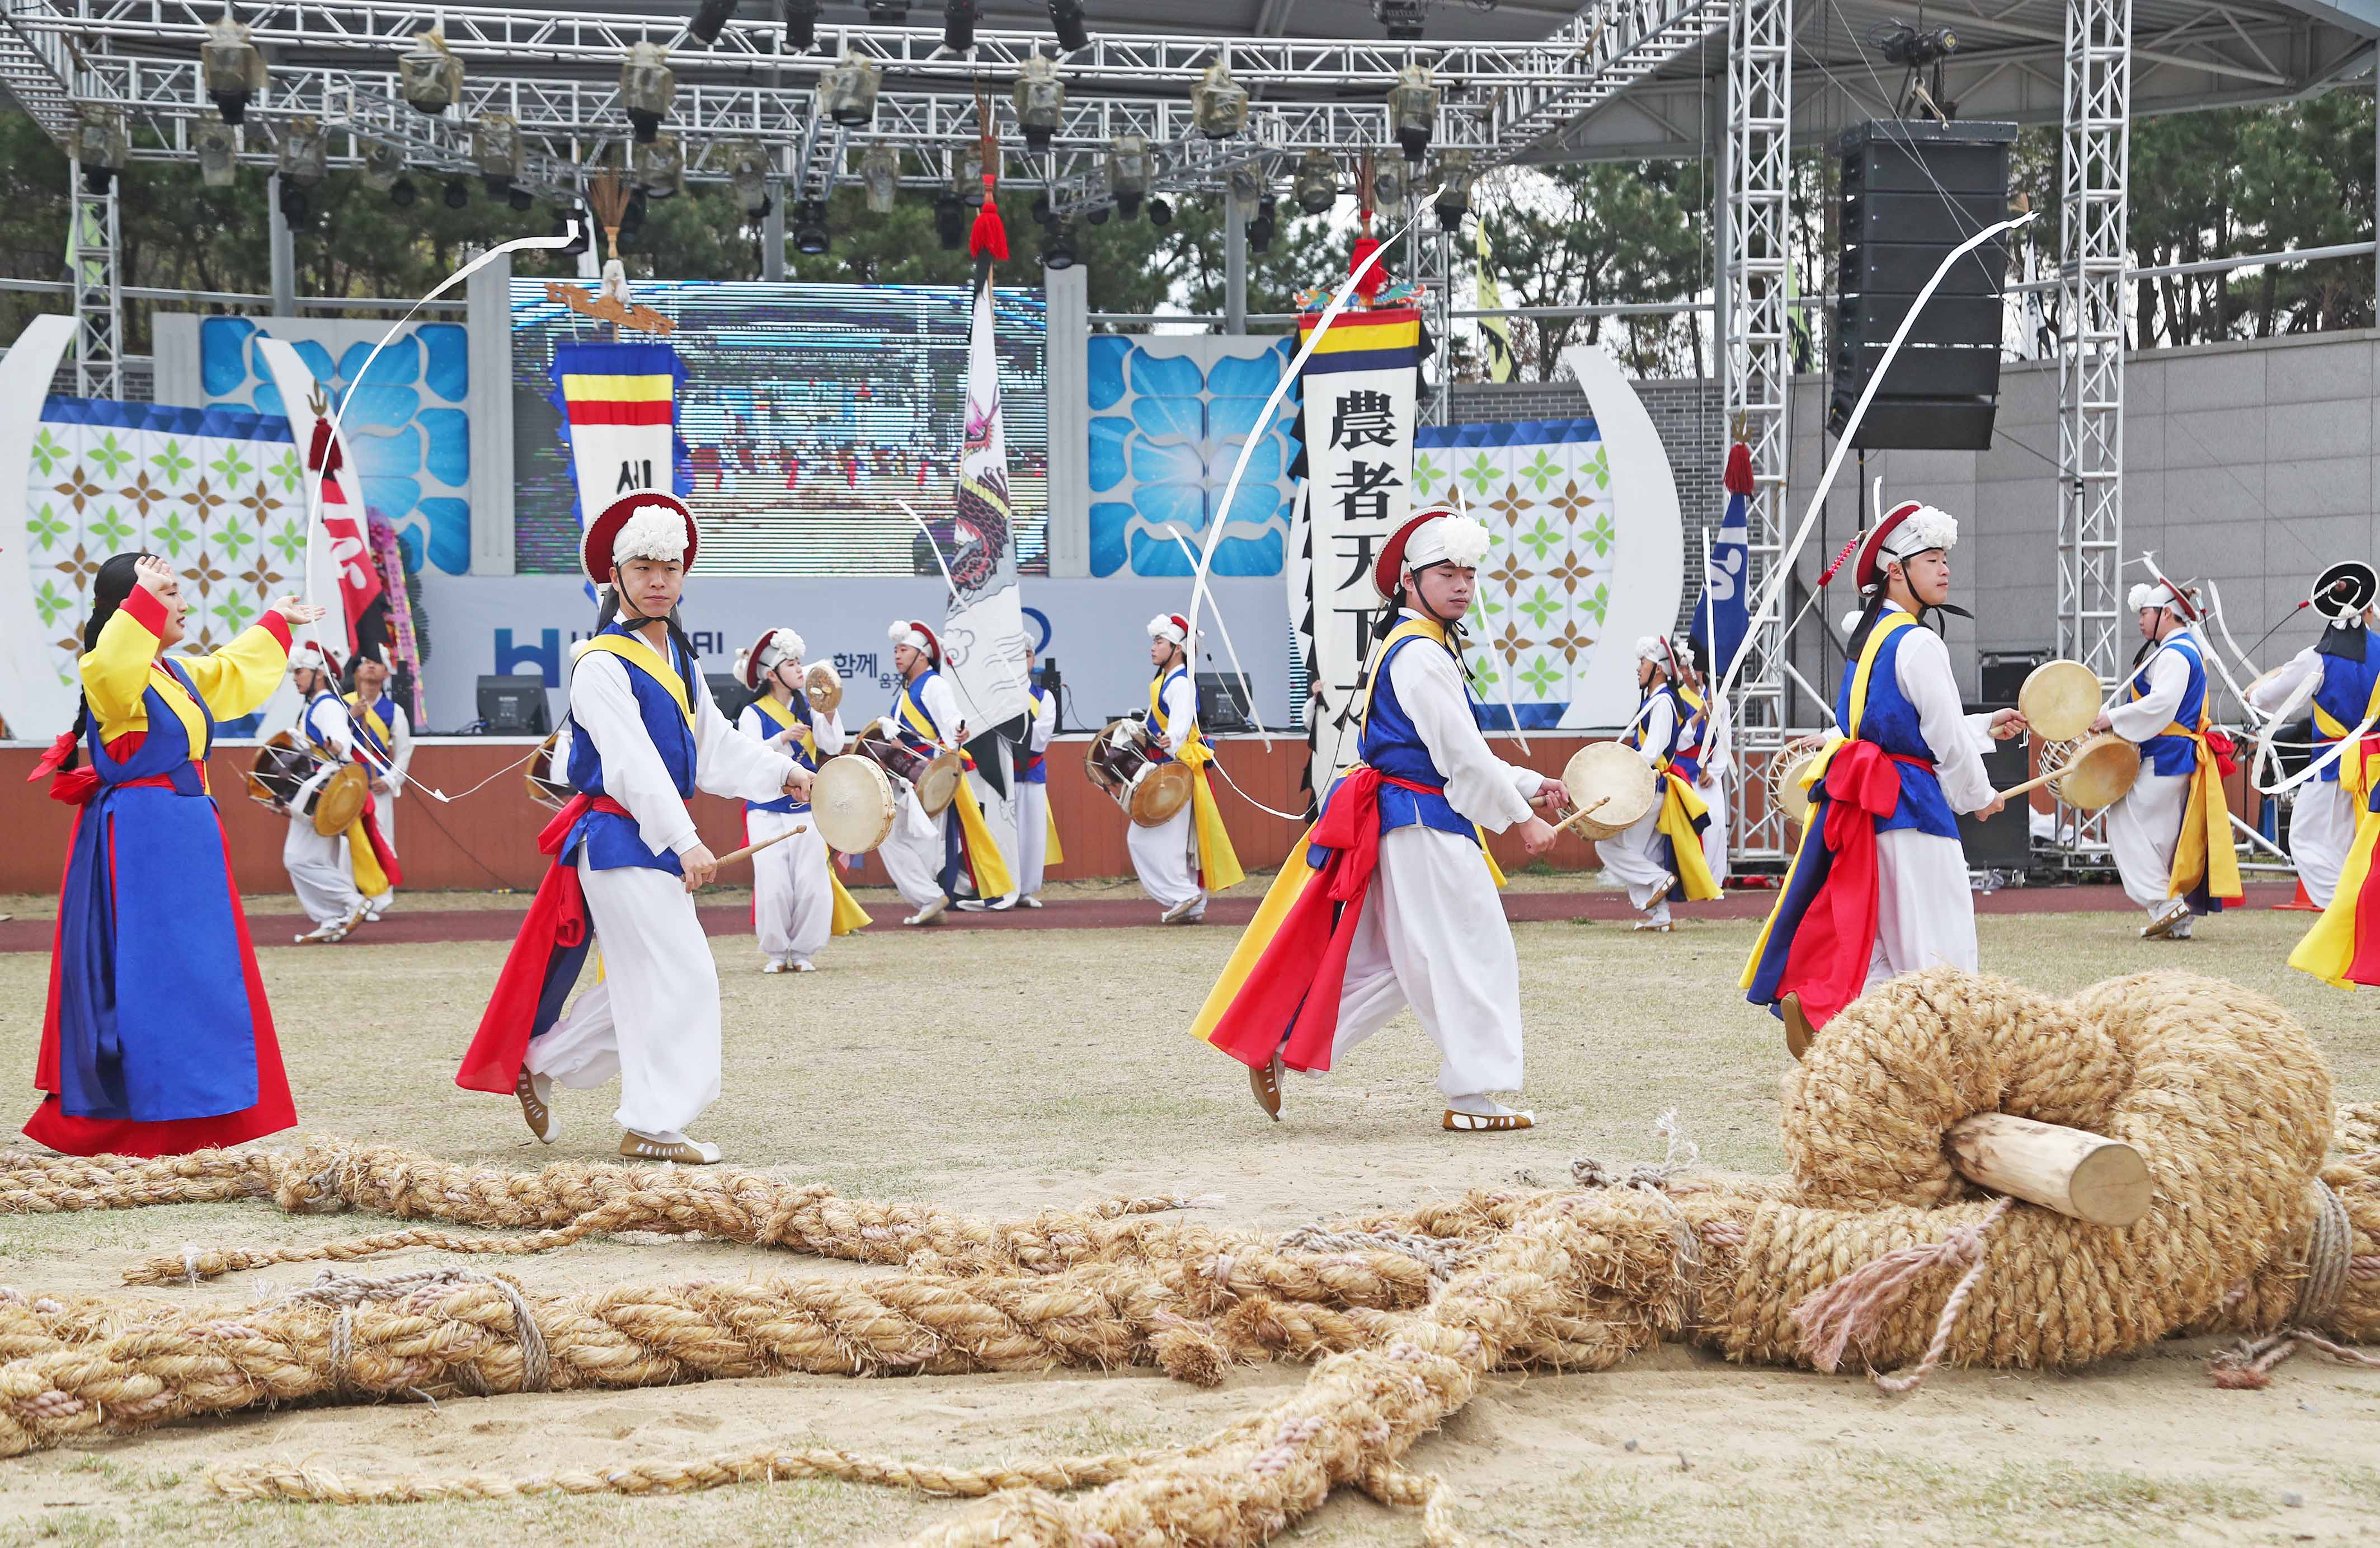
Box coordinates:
[1015,686,1057,899]
[876,672,965,911]
[525,626,794,1138]
[1128,672,1205,917]
[285,692,362,927]
[1598,691,1680,911]
[1324,619,1546,1099]
[2248,646,2358,908]
[736,697,846,965]
[2104,634,2200,916]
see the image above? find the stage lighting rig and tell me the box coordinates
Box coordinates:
[200,17,266,126]
[860,144,900,212]
[1107,133,1149,217]
[398,31,464,116]
[1370,156,1407,219]
[781,0,820,52]
[1374,0,1426,39]
[621,190,648,235]
[391,177,417,207]
[824,54,882,128]
[1868,18,1961,117]
[934,191,966,248]
[361,139,405,192]
[689,0,739,46]
[1387,64,1438,160]
[474,113,521,196]
[1043,219,1078,270]
[728,140,774,218]
[1432,148,1472,232]
[1229,163,1263,203]
[1147,196,1173,227]
[443,179,469,209]
[793,199,830,255]
[1192,60,1247,139]
[1087,206,1109,225]
[70,105,128,195]
[197,121,239,188]
[634,135,686,198]
[1247,194,1277,251]
[952,146,985,205]
[943,0,979,51]
[621,43,676,143]
[1048,0,1090,51]
[280,115,327,189]
[554,211,590,256]
[866,0,909,19]
[1013,57,1065,154]
[1292,148,1337,214]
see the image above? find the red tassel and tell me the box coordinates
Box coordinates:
[47,767,99,806]
[970,199,1009,262]
[27,729,75,783]
[1349,236,1389,299]
[1723,442,1754,497]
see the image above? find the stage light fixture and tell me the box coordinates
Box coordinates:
[1432,148,1472,232]
[1048,0,1090,51]
[70,104,128,195]
[1190,60,1247,139]
[1374,0,1426,39]
[280,115,328,189]
[391,177,417,207]
[953,146,984,205]
[281,187,312,224]
[1371,157,1407,219]
[200,17,266,126]
[1031,192,1052,226]
[1013,56,1064,154]
[1248,193,1276,251]
[934,191,966,248]
[859,144,899,212]
[621,190,648,234]
[1042,219,1077,270]
[689,0,739,46]
[942,0,979,51]
[824,53,882,128]
[361,139,404,192]
[621,43,676,143]
[728,140,774,218]
[1292,148,1337,214]
[443,179,469,209]
[398,31,464,116]
[197,121,239,188]
[865,0,909,19]
[1106,133,1149,217]
[793,199,830,255]
[1387,64,1438,161]
[473,112,520,196]
[1147,196,1173,227]
[780,0,820,51]
[633,135,685,198]
[1229,163,1263,203]
[1087,205,1109,225]
[507,187,534,212]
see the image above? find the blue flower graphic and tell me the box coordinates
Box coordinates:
[1086,338,1299,578]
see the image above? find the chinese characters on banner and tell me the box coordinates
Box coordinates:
[1295,306,1420,787]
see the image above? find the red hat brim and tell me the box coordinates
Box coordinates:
[582,492,699,586]
[1854,501,1923,590]
[1371,508,1459,601]
[742,628,788,691]
[903,622,943,668]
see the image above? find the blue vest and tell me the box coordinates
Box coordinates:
[2312,649,2380,784]
[1626,686,1688,767]
[1147,667,1192,764]
[2131,634,2208,778]
[1354,630,1479,845]
[893,671,944,753]
[300,693,347,758]
[347,693,398,761]
[565,625,699,874]
[1837,616,1958,838]
[746,692,816,814]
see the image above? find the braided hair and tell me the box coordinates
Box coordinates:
[56,552,156,773]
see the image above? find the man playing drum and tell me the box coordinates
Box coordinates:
[873,620,1014,925]
[1743,501,2024,1053]
[343,645,413,922]
[733,627,867,972]
[1598,635,1723,932]
[2247,564,2379,911]
[1193,508,1566,1132]
[1117,613,1245,924]
[2095,573,2241,940]
[282,640,373,945]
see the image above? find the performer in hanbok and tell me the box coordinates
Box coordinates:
[872,619,1014,925]
[732,626,868,972]
[343,644,413,921]
[456,494,808,1165]
[283,640,371,944]
[1013,645,1062,908]
[25,553,323,1156]
[2247,565,2379,909]
[2095,571,2242,939]
[1743,502,2024,1055]
[1192,509,1565,1132]
[1597,635,1722,932]
[1685,639,1734,890]
[1120,613,1246,923]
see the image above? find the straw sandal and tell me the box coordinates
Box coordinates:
[1442,1109,1535,1133]
[905,897,949,926]
[620,1132,722,1165]
[1781,991,1816,1062]
[2141,898,2192,940]
[515,1066,556,1144]
[1249,1053,1283,1121]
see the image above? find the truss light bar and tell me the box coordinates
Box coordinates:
[793,198,829,254]
[1432,148,1471,232]
[824,53,883,128]
[1014,57,1065,154]
[1190,60,1247,139]
[621,42,677,144]
[728,139,773,216]
[72,104,129,194]
[1374,0,1427,40]
[197,121,239,187]
[281,115,328,186]
[361,138,405,191]
[1387,63,1437,160]
[633,134,686,197]
[474,112,522,193]
[1107,132,1149,217]
[934,191,966,248]
[398,31,464,116]
[1293,148,1336,214]
[200,17,266,127]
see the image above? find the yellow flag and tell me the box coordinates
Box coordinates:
[1475,222,1516,383]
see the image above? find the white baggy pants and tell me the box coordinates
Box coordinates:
[968,769,1020,907]
[878,790,948,911]
[526,855,721,1139]
[1015,779,1051,898]
[2290,779,2360,909]
[1128,801,1202,916]
[1325,825,1525,1099]
[1597,805,1672,911]
[747,806,831,965]
[284,811,361,926]
[2108,767,2191,913]
[1868,827,1979,986]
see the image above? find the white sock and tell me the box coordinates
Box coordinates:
[1646,901,1672,926]
[1446,1093,1522,1118]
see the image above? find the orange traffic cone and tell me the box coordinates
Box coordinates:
[2273,876,2321,912]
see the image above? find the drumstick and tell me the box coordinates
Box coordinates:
[1993,770,2059,801]
[712,826,807,867]
[1548,795,1614,838]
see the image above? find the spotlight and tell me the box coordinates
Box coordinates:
[866,0,909,19]
[1873,20,1960,68]
[1013,55,1064,154]
[620,42,676,143]
[398,31,464,116]
[633,135,685,198]
[1432,148,1472,233]
[279,115,327,188]
[781,0,820,52]
[1229,163,1262,203]
[728,140,774,218]
[1374,0,1426,39]
[473,112,520,196]
[1031,193,1052,226]
[859,143,899,213]
[555,210,590,256]
[281,187,312,224]
[1190,60,1247,139]
[200,17,266,126]
[391,176,418,207]
[943,0,978,50]
[934,191,966,248]
[689,0,739,46]
[197,121,238,189]
[1042,219,1077,270]
[1106,133,1149,217]
[1048,0,1090,51]
[1248,193,1276,251]
[1147,196,1172,227]
[509,187,534,212]
[1292,148,1336,214]
[952,146,984,205]
[1088,205,1109,225]
[1387,64,1438,161]
[621,190,648,234]
[444,179,469,209]
[71,105,128,195]
[823,53,882,128]
[793,198,830,255]
[1371,157,1407,219]
[361,139,405,192]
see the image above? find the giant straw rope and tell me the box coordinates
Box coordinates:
[1,969,2376,1545]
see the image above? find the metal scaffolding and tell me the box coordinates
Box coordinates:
[2057,0,2130,688]
[64,170,123,400]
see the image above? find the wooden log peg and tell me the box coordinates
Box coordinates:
[1944,1112,2152,1227]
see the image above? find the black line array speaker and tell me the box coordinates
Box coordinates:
[1831,120,2018,451]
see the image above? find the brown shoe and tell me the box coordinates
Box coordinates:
[1781,992,1815,1062]
[620,1131,723,1165]
[1248,1053,1283,1122]
[515,1065,556,1144]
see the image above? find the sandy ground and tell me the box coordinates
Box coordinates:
[0,905,2373,1546]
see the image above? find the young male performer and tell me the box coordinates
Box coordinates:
[344,645,412,921]
[1120,613,1245,923]
[1194,508,1565,1132]
[1013,645,1062,908]
[1598,635,1722,931]
[283,640,370,944]
[872,620,1013,923]
[1743,501,2023,1054]
[2095,572,2241,939]
[457,493,808,1165]
[2247,564,2379,909]
[733,626,866,972]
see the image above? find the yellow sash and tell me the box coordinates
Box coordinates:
[750,692,817,763]
[2289,803,2380,989]
[1632,687,1721,903]
[1150,670,1246,893]
[2312,673,2380,802]
[829,870,872,934]
[2160,710,2243,903]
[1349,617,1509,886]
[578,631,694,724]
[896,682,1016,900]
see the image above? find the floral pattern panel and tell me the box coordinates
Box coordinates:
[1411,419,1614,730]
[192,316,471,578]
[26,397,301,685]
[1086,334,1299,578]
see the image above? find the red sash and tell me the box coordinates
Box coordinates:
[1780,742,1935,1031]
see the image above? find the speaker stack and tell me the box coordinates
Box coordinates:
[1831,120,2018,451]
